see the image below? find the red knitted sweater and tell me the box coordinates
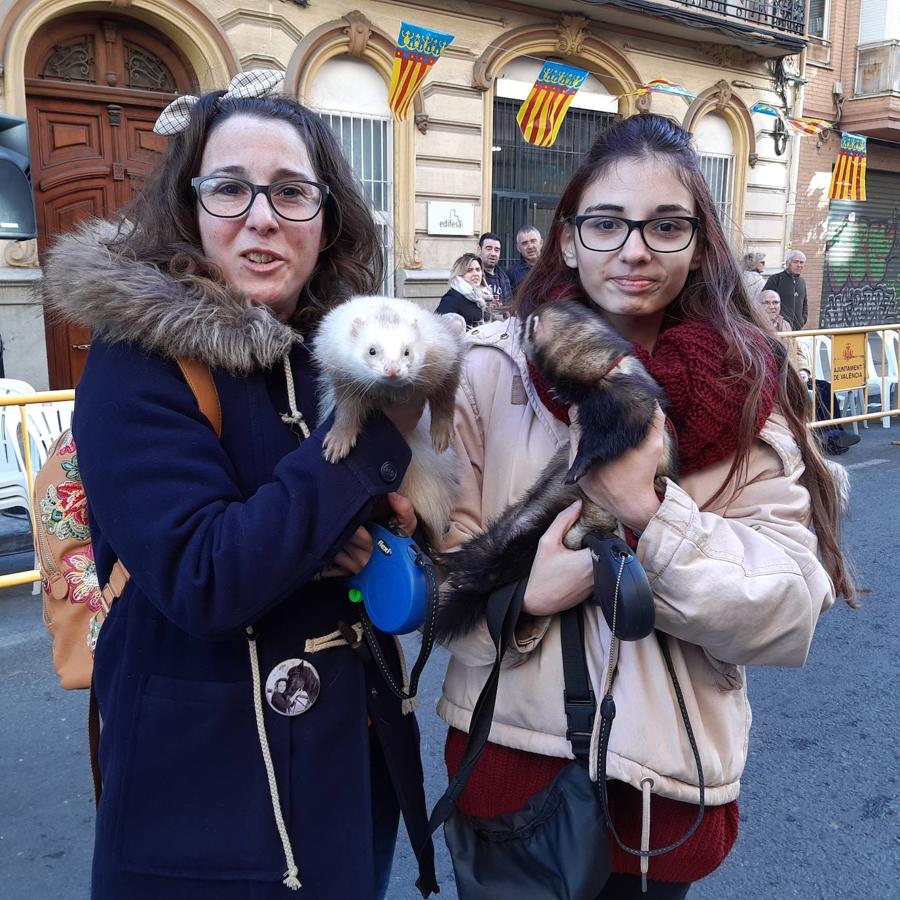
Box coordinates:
[445,316,776,883]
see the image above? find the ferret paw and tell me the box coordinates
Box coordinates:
[430,426,456,454]
[322,428,357,463]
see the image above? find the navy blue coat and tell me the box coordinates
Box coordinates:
[74,337,437,899]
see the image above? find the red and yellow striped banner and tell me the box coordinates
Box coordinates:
[516,61,588,148]
[785,115,832,136]
[829,132,867,201]
[388,22,453,122]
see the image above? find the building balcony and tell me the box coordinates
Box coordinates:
[531,0,807,57]
[841,41,900,141]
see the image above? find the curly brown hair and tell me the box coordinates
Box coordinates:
[110,91,382,331]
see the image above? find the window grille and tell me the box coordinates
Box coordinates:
[319,110,394,296]
[698,151,735,237]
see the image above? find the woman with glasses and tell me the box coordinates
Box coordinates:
[41,75,437,900]
[437,114,852,898]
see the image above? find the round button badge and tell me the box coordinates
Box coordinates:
[265,658,321,717]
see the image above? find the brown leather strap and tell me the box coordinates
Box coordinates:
[176,357,222,437]
[89,680,102,806]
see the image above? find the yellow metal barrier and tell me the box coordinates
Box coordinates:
[780,324,900,428]
[0,390,75,590]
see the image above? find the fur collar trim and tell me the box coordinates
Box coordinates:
[41,220,300,374]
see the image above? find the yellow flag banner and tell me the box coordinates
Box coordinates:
[516,61,588,148]
[830,332,867,391]
[828,132,867,201]
[388,22,453,122]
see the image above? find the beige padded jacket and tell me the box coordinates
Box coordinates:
[437,319,836,807]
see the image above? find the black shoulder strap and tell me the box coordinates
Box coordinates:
[423,578,527,836]
[423,589,595,844]
[560,605,595,760]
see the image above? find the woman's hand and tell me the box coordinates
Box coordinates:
[570,405,666,533]
[383,398,426,440]
[318,527,373,579]
[522,501,594,616]
[386,491,417,536]
[316,493,417,582]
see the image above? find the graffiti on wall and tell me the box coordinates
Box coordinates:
[820,216,900,328]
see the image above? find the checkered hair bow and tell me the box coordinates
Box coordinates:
[153,69,286,136]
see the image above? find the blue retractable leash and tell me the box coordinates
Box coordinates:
[345,523,438,702]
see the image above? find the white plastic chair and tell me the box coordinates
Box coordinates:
[1,398,73,593]
[813,336,862,434]
[3,400,74,473]
[866,331,899,428]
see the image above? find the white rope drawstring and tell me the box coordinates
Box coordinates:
[247,629,302,890]
[280,354,310,439]
[304,622,364,653]
[640,776,654,892]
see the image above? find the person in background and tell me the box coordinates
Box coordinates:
[436,253,492,329]
[40,74,436,900]
[741,251,766,303]
[764,250,808,330]
[758,289,859,457]
[506,225,542,293]
[477,232,512,315]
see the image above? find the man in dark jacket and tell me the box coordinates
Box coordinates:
[764,250,808,330]
[506,226,542,293]
[477,232,512,311]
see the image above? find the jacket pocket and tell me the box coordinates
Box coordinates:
[116,675,285,880]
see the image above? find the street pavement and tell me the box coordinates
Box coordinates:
[1,422,898,899]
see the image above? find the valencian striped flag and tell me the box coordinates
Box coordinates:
[388,22,453,121]
[517,61,588,148]
[829,132,867,201]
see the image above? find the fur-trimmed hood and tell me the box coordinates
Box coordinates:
[41,220,301,374]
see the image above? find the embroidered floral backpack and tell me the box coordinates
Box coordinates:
[33,359,221,690]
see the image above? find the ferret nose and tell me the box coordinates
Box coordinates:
[385,365,400,377]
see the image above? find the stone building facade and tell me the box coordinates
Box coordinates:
[0,0,808,388]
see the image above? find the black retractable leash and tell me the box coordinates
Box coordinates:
[583,533,706,889]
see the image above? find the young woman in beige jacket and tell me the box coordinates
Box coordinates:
[437,115,854,899]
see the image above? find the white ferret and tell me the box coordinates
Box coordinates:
[312,295,464,545]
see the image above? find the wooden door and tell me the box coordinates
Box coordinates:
[25,15,195,388]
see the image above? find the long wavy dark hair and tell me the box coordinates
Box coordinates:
[516,114,855,603]
[110,91,382,331]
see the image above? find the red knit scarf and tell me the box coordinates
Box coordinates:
[527,318,777,475]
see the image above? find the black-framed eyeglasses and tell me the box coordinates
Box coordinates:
[191,176,329,222]
[568,214,701,253]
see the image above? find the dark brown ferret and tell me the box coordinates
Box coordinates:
[437,301,677,641]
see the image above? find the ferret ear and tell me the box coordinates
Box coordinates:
[351,317,365,338]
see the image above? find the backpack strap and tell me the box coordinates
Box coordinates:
[176,357,222,438]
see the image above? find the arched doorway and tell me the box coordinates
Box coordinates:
[25,14,197,387]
